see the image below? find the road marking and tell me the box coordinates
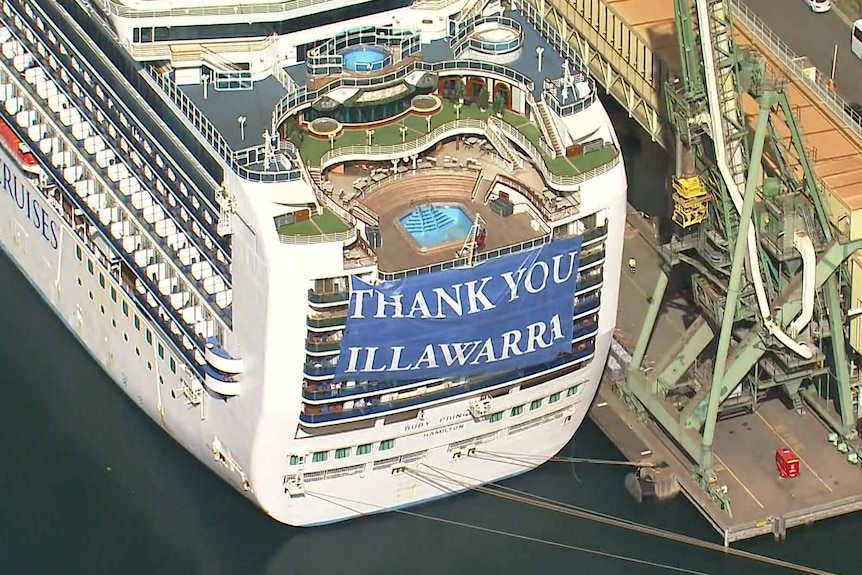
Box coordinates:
[755,411,833,493]
[714,453,765,509]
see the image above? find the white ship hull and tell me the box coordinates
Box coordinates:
[0,0,627,526]
[0,138,623,525]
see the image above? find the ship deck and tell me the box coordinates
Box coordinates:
[338,147,547,274]
[179,9,580,156]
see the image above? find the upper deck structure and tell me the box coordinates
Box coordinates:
[142,5,621,280]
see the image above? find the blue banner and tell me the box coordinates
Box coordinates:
[333,235,583,383]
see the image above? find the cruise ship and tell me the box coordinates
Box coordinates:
[0,0,626,525]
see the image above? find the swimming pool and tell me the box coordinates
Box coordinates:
[341,46,391,73]
[398,204,473,249]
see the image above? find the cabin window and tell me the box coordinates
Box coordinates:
[379,439,395,451]
[530,399,542,411]
[357,444,372,455]
[335,448,351,459]
[549,392,561,404]
[311,451,328,463]
[511,405,524,417]
[489,412,503,423]
[567,386,579,397]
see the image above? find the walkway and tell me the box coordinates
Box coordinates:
[525,0,862,228]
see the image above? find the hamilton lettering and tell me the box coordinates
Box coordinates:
[2,160,59,250]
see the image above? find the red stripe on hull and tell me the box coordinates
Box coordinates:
[0,117,40,174]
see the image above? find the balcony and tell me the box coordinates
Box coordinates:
[305,359,339,378]
[299,340,597,424]
[576,273,602,294]
[572,317,598,341]
[578,248,606,271]
[306,336,343,354]
[582,224,608,245]
[203,364,241,396]
[307,308,348,329]
[205,341,244,374]
[308,289,350,305]
[574,294,600,318]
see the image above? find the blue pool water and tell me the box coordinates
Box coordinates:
[341,46,390,72]
[398,204,473,248]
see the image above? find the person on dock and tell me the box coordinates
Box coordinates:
[628,257,637,274]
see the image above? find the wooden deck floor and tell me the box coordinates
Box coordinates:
[361,174,544,274]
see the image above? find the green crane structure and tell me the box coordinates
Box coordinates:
[622,0,862,508]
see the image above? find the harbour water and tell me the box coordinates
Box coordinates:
[0,102,858,575]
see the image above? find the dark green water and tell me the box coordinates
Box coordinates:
[0,105,857,575]
[0,247,856,575]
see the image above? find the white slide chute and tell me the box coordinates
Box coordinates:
[694,0,814,359]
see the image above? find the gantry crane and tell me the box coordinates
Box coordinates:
[622,0,862,502]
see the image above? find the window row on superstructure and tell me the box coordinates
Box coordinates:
[120,0,414,46]
[287,381,585,471]
[74,243,186,382]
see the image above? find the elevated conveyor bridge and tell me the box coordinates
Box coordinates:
[523,0,862,239]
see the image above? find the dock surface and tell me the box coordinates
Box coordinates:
[590,212,862,544]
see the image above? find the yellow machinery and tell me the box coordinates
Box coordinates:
[671,175,710,228]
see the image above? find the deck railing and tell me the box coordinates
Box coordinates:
[271,59,535,130]
[379,235,550,281]
[318,118,487,168]
[488,116,620,190]
[278,228,357,245]
[145,67,302,182]
[101,0,335,19]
